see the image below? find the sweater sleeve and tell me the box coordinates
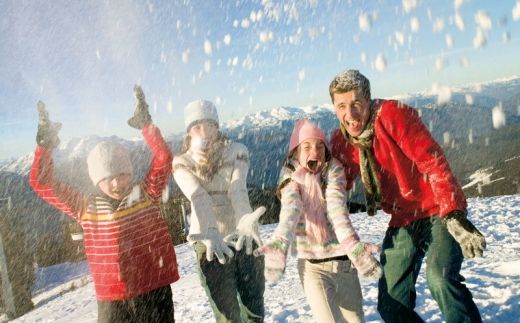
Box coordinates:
[380,101,467,217]
[228,143,253,222]
[172,157,219,232]
[141,124,174,202]
[325,159,360,251]
[29,146,86,222]
[272,180,303,252]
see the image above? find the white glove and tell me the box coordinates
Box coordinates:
[188,228,234,264]
[224,207,265,255]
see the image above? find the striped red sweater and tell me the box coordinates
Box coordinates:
[30,124,179,301]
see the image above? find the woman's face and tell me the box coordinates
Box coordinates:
[188,121,218,153]
[296,138,326,174]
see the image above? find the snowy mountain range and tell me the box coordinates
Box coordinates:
[2,75,519,177]
[386,75,520,110]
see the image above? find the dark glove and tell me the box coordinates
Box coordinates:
[36,101,62,149]
[127,85,152,130]
[442,210,486,258]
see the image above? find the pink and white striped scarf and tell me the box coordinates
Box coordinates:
[291,163,330,245]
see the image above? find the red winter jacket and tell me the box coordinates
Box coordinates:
[331,99,467,228]
[30,124,179,301]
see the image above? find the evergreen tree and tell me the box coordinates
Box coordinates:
[60,220,86,263]
[0,212,35,318]
[34,232,63,268]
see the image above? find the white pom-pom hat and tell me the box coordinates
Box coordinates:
[87,141,132,185]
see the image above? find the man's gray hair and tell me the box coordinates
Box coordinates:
[329,70,371,103]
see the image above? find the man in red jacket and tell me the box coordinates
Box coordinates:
[329,70,486,323]
[30,85,179,323]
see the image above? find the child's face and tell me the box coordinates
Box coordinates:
[97,173,132,200]
[296,138,326,174]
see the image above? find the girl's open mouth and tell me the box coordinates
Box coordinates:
[307,160,318,171]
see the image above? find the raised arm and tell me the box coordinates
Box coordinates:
[29,101,85,221]
[128,85,173,202]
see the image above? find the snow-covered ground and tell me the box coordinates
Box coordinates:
[7,194,520,323]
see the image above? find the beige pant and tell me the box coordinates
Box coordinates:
[297,258,365,323]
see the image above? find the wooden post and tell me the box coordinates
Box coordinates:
[0,197,16,319]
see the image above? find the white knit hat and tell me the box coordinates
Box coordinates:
[184,99,219,132]
[87,141,132,185]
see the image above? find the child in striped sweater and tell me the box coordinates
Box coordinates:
[255,119,382,323]
[30,86,179,323]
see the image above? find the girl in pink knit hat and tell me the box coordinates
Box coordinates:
[255,119,382,323]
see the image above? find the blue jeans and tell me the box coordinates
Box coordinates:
[195,242,265,323]
[377,214,482,323]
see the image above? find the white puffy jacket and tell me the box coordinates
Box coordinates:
[172,141,253,237]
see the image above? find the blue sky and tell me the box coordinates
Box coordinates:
[1,0,520,160]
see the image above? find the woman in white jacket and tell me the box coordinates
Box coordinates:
[172,99,265,323]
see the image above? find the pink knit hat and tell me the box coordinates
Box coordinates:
[288,119,328,153]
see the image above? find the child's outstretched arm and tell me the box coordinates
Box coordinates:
[30,102,85,220]
[255,178,302,283]
[131,85,173,202]
[326,158,383,281]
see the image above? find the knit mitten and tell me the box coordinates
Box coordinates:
[254,239,287,284]
[127,85,152,130]
[442,210,486,258]
[347,242,383,281]
[224,207,265,255]
[188,228,234,264]
[36,101,62,149]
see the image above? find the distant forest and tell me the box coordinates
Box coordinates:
[445,123,520,198]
